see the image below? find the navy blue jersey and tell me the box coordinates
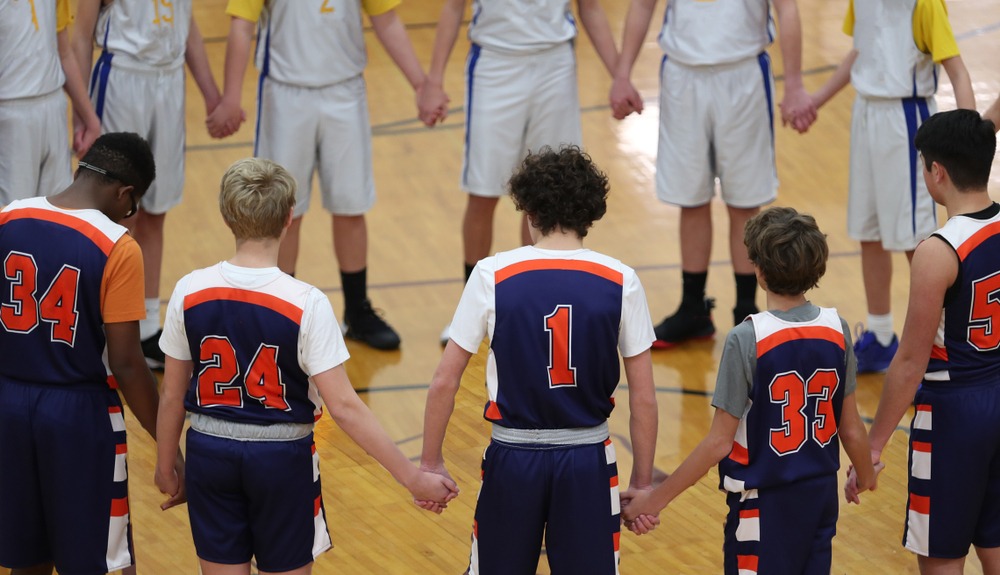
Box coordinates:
[925,204,1000,385]
[0,198,140,388]
[719,308,847,492]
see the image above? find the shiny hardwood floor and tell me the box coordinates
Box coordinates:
[8,0,1000,573]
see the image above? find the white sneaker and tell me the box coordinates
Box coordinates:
[440,323,451,347]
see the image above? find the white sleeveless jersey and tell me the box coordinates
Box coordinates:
[94,0,192,69]
[0,0,68,100]
[658,0,773,66]
[228,0,379,87]
[467,0,577,54]
[849,0,937,98]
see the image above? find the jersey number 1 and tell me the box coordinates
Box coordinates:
[198,336,290,410]
[544,305,576,387]
[1,252,80,346]
[769,369,839,456]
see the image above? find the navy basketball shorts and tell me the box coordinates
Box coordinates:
[904,382,1000,558]
[185,430,332,572]
[468,438,621,575]
[0,379,133,574]
[723,474,838,575]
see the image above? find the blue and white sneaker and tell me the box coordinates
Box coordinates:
[854,327,898,374]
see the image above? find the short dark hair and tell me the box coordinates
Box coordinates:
[914,109,995,191]
[77,132,156,195]
[508,146,608,238]
[744,207,828,296]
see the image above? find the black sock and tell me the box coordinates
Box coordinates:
[735,273,758,309]
[341,268,367,316]
[464,263,476,284]
[681,271,708,307]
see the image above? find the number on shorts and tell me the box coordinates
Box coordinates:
[544,305,576,387]
[769,369,840,456]
[1,252,81,345]
[197,336,290,410]
[968,271,1000,351]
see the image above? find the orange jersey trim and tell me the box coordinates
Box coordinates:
[909,494,930,514]
[739,509,760,519]
[494,259,624,286]
[484,400,503,420]
[756,326,845,358]
[912,441,932,453]
[956,222,1000,261]
[183,288,303,325]
[729,442,749,465]
[110,497,129,517]
[930,346,948,361]
[737,555,759,571]
[0,208,115,256]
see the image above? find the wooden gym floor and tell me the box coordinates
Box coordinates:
[8,0,1000,573]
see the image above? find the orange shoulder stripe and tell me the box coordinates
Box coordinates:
[0,208,116,256]
[495,259,623,285]
[184,287,303,325]
[957,221,1000,261]
[756,326,845,358]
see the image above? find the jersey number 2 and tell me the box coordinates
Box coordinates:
[544,305,576,387]
[0,252,80,346]
[198,336,290,410]
[769,369,839,456]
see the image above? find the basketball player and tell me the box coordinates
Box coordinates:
[623,207,878,575]
[206,0,435,351]
[0,0,101,203]
[420,147,659,574]
[73,0,224,370]
[610,0,814,348]
[857,110,1000,573]
[417,0,619,344]
[155,158,458,575]
[0,133,184,575]
[808,0,974,373]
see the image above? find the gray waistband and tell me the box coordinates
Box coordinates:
[491,421,609,446]
[189,413,313,442]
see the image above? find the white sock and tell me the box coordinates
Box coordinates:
[867,313,894,347]
[139,298,160,340]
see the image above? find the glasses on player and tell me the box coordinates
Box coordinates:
[78,161,139,218]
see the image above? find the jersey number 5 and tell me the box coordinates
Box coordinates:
[968,271,1000,351]
[544,305,576,387]
[197,336,290,410]
[1,252,80,346]
[769,369,839,456]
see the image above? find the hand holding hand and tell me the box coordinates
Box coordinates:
[206,99,245,139]
[417,81,450,127]
[609,77,643,120]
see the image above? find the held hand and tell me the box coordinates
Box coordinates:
[620,486,661,535]
[409,466,459,513]
[206,99,245,139]
[417,82,450,127]
[609,77,643,120]
[74,112,101,157]
[779,86,817,134]
[156,451,187,510]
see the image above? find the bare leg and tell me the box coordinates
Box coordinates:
[463,195,500,265]
[976,545,1000,575]
[861,241,893,315]
[679,204,712,273]
[917,555,965,575]
[121,565,138,575]
[727,205,759,275]
[259,563,312,575]
[332,214,367,273]
[199,559,252,575]
[132,209,165,300]
[278,216,303,275]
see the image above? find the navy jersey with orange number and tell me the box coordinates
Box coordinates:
[0,197,144,387]
[449,246,655,430]
[719,308,847,493]
[175,265,332,425]
[924,204,1000,385]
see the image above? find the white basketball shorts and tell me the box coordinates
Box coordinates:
[0,89,72,204]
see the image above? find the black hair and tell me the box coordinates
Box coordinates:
[77,132,156,195]
[914,109,995,191]
[508,146,608,238]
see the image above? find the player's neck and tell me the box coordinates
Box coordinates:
[944,188,993,219]
[765,291,807,312]
[533,228,584,250]
[229,238,281,269]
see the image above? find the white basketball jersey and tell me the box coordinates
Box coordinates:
[95,0,192,69]
[658,0,773,66]
[467,0,577,54]
[849,0,938,99]
[0,0,67,100]
[228,0,370,87]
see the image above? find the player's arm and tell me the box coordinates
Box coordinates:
[206,15,254,138]
[58,23,101,155]
[369,9,426,93]
[185,16,223,118]
[71,0,101,86]
[107,321,160,438]
[420,340,472,469]
[917,0,974,110]
[868,237,957,457]
[772,0,815,132]
[839,391,879,503]
[314,364,459,508]
[623,349,657,490]
[622,408,740,531]
[810,49,856,110]
[576,0,618,76]
[419,0,466,126]
[985,94,1000,132]
[940,55,974,110]
[610,0,657,119]
[154,355,192,510]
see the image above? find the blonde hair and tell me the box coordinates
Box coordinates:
[219,158,296,240]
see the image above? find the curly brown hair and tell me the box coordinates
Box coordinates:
[508,146,609,238]
[744,207,828,296]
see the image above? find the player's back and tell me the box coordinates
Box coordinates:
[0,197,131,387]
[0,0,66,100]
[719,307,848,492]
[176,263,327,425]
[94,0,192,69]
